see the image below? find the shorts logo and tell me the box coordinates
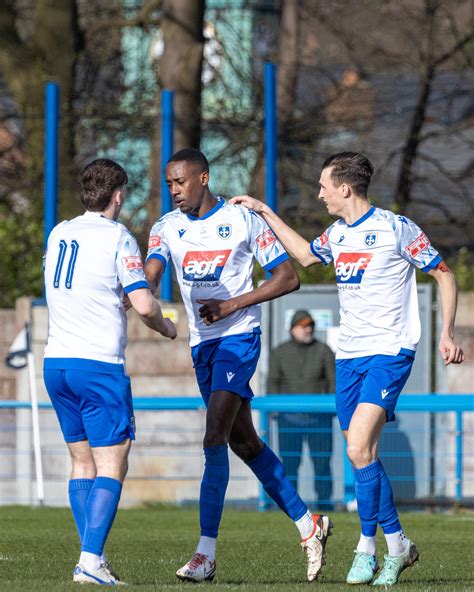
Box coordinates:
[226,371,235,382]
[365,232,377,247]
[381,389,389,399]
[335,252,373,284]
[124,256,143,270]
[182,250,231,281]
[217,224,232,239]
[406,232,430,258]
[148,235,161,249]
[256,229,276,249]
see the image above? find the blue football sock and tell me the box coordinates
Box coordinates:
[246,444,307,521]
[378,461,402,534]
[200,445,229,538]
[82,476,122,556]
[68,478,94,543]
[354,460,381,537]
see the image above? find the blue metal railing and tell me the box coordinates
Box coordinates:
[1,394,472,505]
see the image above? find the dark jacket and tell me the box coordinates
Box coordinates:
[267,338,335,395]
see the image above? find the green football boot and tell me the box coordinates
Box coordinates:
[373,541,419,586]
[346,551,378,584]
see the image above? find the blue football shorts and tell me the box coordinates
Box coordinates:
[191,329,261,407]
[336,352,415,430]
[44,365,135,447]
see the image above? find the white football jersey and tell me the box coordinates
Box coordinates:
[44,211,148,364]
[310,207,441,359]
[147,198,288,346]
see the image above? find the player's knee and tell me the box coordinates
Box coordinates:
[203,431,228,448]
[229,439,263,462]
[346,442,373,467]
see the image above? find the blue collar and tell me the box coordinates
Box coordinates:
[186,197,225,221]
[347,206,375,228]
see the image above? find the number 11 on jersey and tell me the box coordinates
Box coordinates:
[53,239,80,289]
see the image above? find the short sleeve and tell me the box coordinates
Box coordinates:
[310,226,334,265]
[248,210,289,270]
[395,215,441,272]
[146,218,170,270]
[116,229,149,294]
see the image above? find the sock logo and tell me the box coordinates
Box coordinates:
[226,371,235,383]
[381,389,389,399]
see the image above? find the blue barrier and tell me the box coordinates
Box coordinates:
[2,394,472,506]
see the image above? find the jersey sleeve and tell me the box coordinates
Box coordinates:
[248,210,289,271]
[116,229,149,294]
[309,225,334,265]
[394,215,441,271]
[146,218,170,270]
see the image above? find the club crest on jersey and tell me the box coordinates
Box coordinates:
[217,224,232,239]
[364,232,377,247]
[182,250,231,281]
[124,256,143,270]
[256,229,276,249]
[335,252,373,284]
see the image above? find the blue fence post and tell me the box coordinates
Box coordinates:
[343,437,355,504]
[44,82,60,253]
[455,411,463,502]
[258,410,270,511]
[160,90,174,302]
[264,63,278,214]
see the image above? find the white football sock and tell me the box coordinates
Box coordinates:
[79,551,102,571]
[356,533,376,556]
[295,510,314,539]
[385,530,409,556]
[196,536,217,561]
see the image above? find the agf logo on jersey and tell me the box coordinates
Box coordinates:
[335,252,373,284]
[182,250,231,281]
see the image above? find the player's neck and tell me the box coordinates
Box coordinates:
[341,197,371,226]
[194,192,218,218]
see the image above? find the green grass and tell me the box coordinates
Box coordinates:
[1,506,473,591]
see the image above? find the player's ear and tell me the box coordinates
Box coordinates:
[201,171,209,187]
[340,183,350,198]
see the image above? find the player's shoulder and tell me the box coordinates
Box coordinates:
[222,200,254,221]
[372,207,414,231]
[151,208,183,231]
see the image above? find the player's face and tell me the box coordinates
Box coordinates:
[165,161,209,215]
[317,167,346,216]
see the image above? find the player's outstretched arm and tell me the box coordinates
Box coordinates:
[128,288,177,339]
[230,195,321,268]
[427,261,464,365]
[197,260,299,325]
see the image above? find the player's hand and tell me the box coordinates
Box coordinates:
[197,298,234,325]
[161,318,177,340]
[123,294,132,311]
[229,195,266,214]
[438,335,464,365]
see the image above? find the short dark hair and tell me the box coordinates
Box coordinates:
[79,158,128,211]
[168,148,209,173]
[322,152,374,196]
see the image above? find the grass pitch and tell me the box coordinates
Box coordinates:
[1,506,473,591]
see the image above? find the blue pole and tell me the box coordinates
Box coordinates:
[258,410,270,511]
[264,63,277,214]
[44,82,60,251]
[455,411,463,502]
[161,90,174,302]
[343,437,355,504]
